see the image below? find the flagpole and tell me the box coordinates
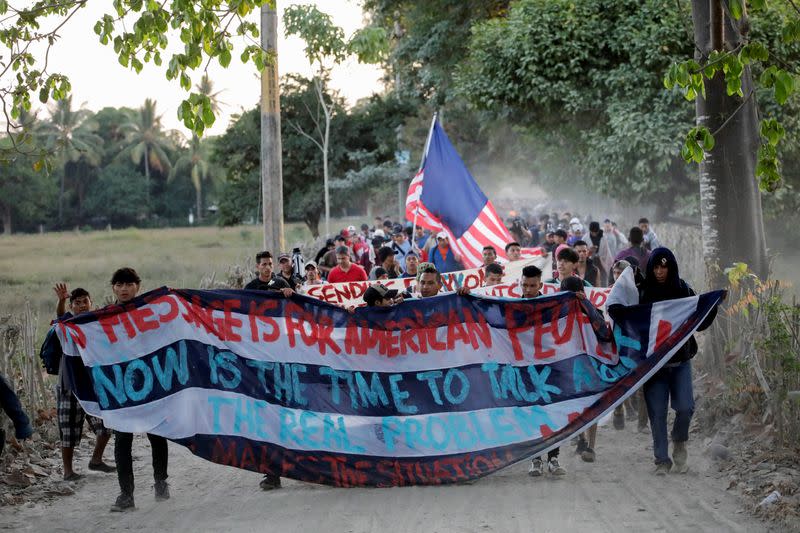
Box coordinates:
[411,112,438,251]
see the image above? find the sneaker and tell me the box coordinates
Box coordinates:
[575,435,588,454]
[672,441,688,473]
[259,474,281,490]
[613,411,625,430]
[580,447,596,463]
[548,457,566,476]
[88,461,117,473]
[528,458,544,477]
[654,463,671,476]
[110,493,135,512]
[154,480,170,501]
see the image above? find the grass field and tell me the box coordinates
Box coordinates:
[0,223,318,336]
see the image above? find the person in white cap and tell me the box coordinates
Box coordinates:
[428,231,463,273]
[299,261,324,293]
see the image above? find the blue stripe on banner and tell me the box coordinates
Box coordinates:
[65,338,636,415]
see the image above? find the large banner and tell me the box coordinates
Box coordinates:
[304,256,550,307]
[56,287,724,487]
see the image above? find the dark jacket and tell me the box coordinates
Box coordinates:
[639,247,717,364]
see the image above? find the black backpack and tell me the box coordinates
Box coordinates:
[39,326,63,375]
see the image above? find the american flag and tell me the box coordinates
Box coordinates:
[405,119,538,268]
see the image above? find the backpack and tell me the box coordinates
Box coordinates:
[39,326,63,375]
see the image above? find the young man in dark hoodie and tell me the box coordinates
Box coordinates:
[636,248,717,475]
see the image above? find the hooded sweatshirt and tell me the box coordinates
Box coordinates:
[639,247,717,364]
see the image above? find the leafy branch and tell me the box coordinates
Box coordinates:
[664,1,798,192]
[1,0,276,156]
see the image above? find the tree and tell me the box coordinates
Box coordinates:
[0,112,55,234]
[456,0,701,216]
[365,0,510,105]
[692,0,768,281]
[84,163,147,227]
[44,96,103,224]
[283,4,389,237]
[171,134,210,222]
[662,1,800,281]
[120,99,174,213]
[0,0,276,161]
[171,75,224,222]
[214,109,262,227]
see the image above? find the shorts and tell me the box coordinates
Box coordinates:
[56,385,111,448]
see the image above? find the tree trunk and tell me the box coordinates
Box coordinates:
[144,145,151,214]
[305,209,321,238]
[1,203,11,235]
[313,76,331,238]
[260,2,285,253]
[692,0,768,285]
[196,178,203,223]
[58,167,65,224]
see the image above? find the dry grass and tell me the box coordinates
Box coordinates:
[0,223,316,337]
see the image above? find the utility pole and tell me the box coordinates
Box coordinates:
[260,2,284,253]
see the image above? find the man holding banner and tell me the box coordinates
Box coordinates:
[515,265,567,477]
[108,267,170,512]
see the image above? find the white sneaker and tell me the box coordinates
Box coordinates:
[548,456,566,476]
[528,457,544,477]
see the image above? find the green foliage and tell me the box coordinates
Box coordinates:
[215,77,412,235]
[84,163,147,226]
[457,0,697,211]
[365,0,508,104]
[213,108,261,226]
[0,140,57,233]
[284,4,388,69]
[681,126,715,164]
[664,1,800,192]
[0,0,275,147]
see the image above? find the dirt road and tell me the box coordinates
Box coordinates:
[1,421,769,533]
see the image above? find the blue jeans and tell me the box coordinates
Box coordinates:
[0,372,33,439]
[643,361,694,466]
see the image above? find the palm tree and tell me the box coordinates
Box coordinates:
[121,99,173,210]
[45,96,103,222]
[171,134,209,221]
[169,75,223,221]
[196,73,224,116]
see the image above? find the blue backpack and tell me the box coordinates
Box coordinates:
[39,327,63,375]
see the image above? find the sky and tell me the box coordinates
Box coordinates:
[35,1,385,136]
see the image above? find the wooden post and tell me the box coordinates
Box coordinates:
[260,2,284,253]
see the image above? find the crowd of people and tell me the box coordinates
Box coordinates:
[0,211,717,511]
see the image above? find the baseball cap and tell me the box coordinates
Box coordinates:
[371,236,386,247]
[304,260,318,270]
[347,225,357,233]
[363,283,398,306]
[436,231,448,239]
[392,224,404,235]
[373,229,386,238]
[278,253,291,262]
